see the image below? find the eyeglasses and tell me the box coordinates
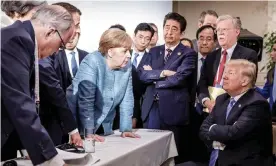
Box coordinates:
[56,30,66,49]
[198,37,214,43]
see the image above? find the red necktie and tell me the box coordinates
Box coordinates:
[214,50,227,86]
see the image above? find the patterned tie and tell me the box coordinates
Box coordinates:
[214,50,227,86]
[209,97,236,166]
[132,53,139,68]
[71,51,78,77]
[164,48,172,64]
[273,67,276,102]
[200,57,205,73]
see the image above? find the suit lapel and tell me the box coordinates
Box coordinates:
[77,48,86,64]
[59,50,72,83]
[156,45,165,69]
[137,52,148,69]
[230,44,241,60]
[164,43,183,69]
[213,49,222,80]
[226,89,253,124]
[217,96,230,125]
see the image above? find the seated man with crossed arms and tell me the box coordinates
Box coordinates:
[199,59,273,166]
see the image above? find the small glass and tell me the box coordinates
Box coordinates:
[83,128,95,153]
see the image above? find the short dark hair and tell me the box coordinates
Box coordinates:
[1,1,46,18]
[52,2,81,15]
[199,10,218,24]
[196,25,217,41]
[163,12,187,33]
[109,24,126,32]
[148,22,157,30]
[134,23,155,38]
[180,38,194,49]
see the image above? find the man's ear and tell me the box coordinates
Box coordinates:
[45,27,56,39]
[241,77,250,87]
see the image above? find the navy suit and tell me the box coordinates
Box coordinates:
[200,89,273,166]
[1,21,57,164]
[39,49,87,145]
[139,43,197,163]
[54,49,87,92]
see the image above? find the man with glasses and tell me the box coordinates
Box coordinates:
[197,15,258,166]
[1,5,74,165]
[39,2,84,146]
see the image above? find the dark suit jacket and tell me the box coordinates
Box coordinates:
[197,44,258,104]
[131,50,149,121]
[1,21,57,164]
[138,43,197,126]
[199,89,273,166]
[54,49,88,92]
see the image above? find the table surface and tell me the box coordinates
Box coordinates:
[1,129,178,166]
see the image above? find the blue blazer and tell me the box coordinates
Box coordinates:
[1,21,57,164]
[256,67,275,108]
[67,51,133,135]
[138,43,197,126]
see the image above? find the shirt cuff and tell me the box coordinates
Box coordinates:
[160,70,165,78]
[202,97,210,106]
[68,128,79,135]
[209,124,217,131]
[40,154,64,166]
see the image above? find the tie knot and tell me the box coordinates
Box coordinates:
[201,57,205,63]
[222,50,227,56]
[71,51,75,56]
[134,53,139,58]
[166,49,172,54]
[229,98,236,107]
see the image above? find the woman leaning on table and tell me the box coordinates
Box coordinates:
[67,29,140,141]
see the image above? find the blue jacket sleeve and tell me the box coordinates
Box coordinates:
[255,79,271,99]
[76,56,97,135]
[119,68,134,132]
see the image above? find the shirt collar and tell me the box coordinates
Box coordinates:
[65,47,78,55]
[231,89,248,102]
[132,49,145,56]
[222,42,237,56]
[165,42,180,52]
[198,52,206,61]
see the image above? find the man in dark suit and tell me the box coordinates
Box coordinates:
[198,15,258,112]
[199,59,273,166]
[131,23,154,128]
[39,2,85,146]
[192,10,218,53]
[1,5,74,165]
[139,12,197,164]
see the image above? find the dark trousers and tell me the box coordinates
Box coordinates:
[143,101,192,164]
[1,131,23,161]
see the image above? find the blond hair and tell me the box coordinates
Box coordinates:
[226,59,257,87]
[217,15,241,30]
[98,29,132,55]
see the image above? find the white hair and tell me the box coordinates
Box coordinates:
[31,5,73,35]
[217,15,241,30]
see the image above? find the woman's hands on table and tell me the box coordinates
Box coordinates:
[121,132,140,138]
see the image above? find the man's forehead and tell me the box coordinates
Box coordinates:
[199,28,214,36]
[72,12,80,23]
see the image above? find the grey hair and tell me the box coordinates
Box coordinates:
[31,5,73,34]
[1,1,47,18]
[217,15,241,30]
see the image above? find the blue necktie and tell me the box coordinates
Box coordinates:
[164,49,172,64]
[132,53,139,68]
[273,67,276,102]
[71,51,78,77]
[200,57,205,73]
[209,98,236,166]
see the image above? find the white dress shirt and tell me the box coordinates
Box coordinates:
[65,48,79,78]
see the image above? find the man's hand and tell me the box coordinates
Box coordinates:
[132,118,137,128]
[121,132,140,138]
[204,100,215,112]
[143,65,152,70]
[70,132,83,146]
[163,70,176,77]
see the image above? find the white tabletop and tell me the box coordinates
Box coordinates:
[1,129,178,166]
